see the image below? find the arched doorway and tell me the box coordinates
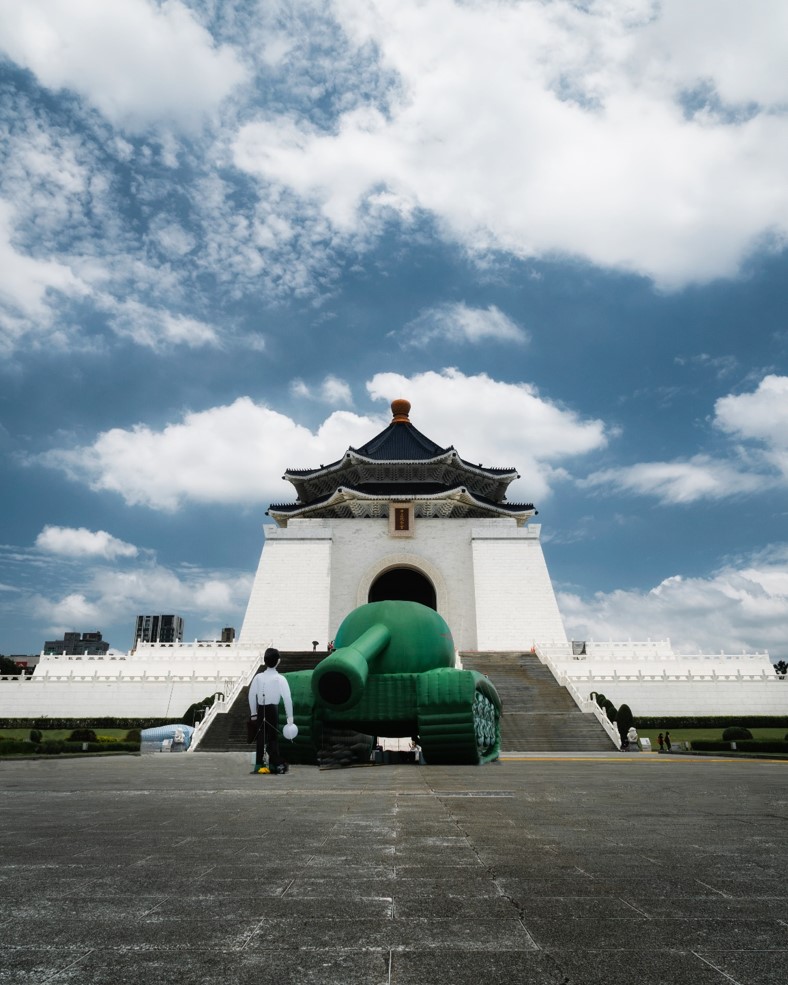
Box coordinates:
[368,567,437,610]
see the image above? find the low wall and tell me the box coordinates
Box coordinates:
[554,654,775,679]
[35,641,263,679]
[564,677,788,716]
[533,641,786,718]
[0,675,241,719]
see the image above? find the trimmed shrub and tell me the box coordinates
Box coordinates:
[603,699,618,722]
[41,741,64,754]
[182,694,217,727]
[722,726,753,741]
[616,703,634,740]
[68,728,97,743]
[29,729,42,743]
[736,740,788,754]
[124,729,141,745]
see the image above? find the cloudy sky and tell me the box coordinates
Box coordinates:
[1,0,786,661]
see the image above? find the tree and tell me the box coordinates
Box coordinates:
[774,660,787,678]
[0,655,22,676]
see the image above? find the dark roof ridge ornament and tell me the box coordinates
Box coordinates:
[391,398,411,423]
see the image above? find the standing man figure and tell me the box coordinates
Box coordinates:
[248,647,297,774]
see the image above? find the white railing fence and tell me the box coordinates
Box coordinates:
[533,644,621,749]
[188,655,263,752]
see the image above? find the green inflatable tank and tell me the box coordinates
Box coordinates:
[282,600,501,766]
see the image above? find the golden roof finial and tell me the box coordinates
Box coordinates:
[391,398,411,423]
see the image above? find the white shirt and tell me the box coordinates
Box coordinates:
[248,667,294,719]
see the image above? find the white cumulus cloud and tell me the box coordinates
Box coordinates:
[31,563,253,639]
[583,456,767,505]
[233,0,788,288]
[35,526,139,561]
[36,397,385,511]
[399,303,528,348]
[34,592,101,630]
[0,200,86,348]
[714,375,788,478]
[0,0,248,133]
[584,375,788,504]
[559,545,788,660]
[290,375,353,406]
[367,369,608,502]
[34,370,607,510]
[104,299,221,350]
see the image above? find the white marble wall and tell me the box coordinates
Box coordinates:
[239,525,332,649]
[471,523,568,649]
[237,515,566,652]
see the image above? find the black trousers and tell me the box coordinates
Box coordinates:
[256,703,282,767]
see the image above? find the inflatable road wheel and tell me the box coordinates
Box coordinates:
[472,689,500,762]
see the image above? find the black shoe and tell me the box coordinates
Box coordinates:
[272,763,289,775]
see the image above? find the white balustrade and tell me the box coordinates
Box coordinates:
[189,656,263,751]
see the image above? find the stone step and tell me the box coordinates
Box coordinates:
[461,651,614,752]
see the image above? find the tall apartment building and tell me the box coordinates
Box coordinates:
[134,614,184,646]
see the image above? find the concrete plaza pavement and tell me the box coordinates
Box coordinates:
[1,752,787,985]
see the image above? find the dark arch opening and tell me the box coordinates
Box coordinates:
[368,567,436,610]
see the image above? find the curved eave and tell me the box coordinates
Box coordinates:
[284,449,518,482]
[267,485,536,526]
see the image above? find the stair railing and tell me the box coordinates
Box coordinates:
[189,654,263,752]
[533,644,621,749]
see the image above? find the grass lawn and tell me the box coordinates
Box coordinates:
[637,728,787,747]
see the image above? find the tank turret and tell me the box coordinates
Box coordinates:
[312,601,455,712]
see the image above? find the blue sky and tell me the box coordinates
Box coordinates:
[1,0,786,661]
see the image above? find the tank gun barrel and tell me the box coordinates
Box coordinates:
[311,623,391,712]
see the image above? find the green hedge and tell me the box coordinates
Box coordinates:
[0,717,183,730]
[58,741,138,753]
[736,740,788,754]
[691,739,788,753]
[636,716,788,729]
[0,738,36,755]
[0,737,139,756]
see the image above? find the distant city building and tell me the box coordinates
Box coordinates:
[221,627,236,643]
[134,614,184,646]
[43,631,109,656]
[10,654,40,674]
